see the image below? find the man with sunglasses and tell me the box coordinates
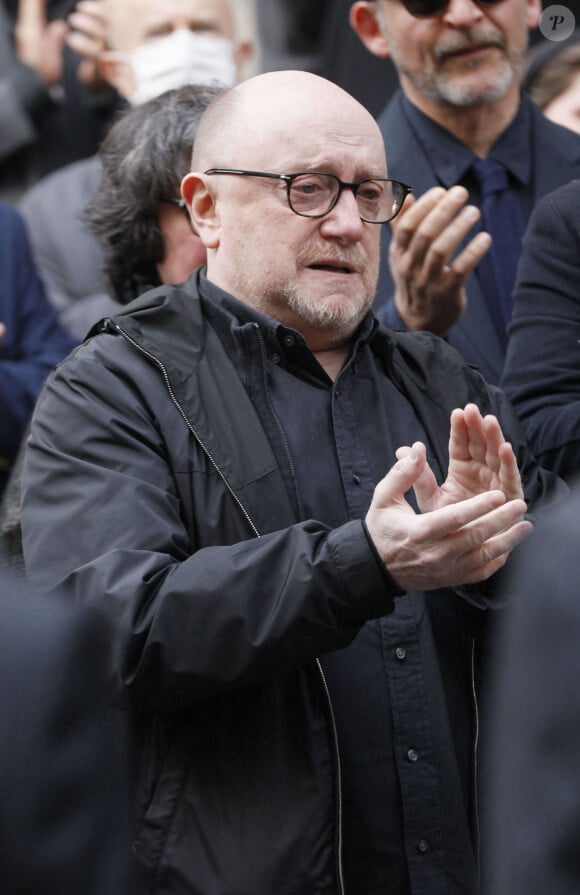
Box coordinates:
[351,0,580,384]
[22,71,563,895]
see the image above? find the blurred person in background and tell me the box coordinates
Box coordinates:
[0,201,74,499]
[484,483,580,895]
[0,82,218,567]
[19,0,253,338]
[0,0,120,202]
[83,83,220,306]
[524,30,580,133]
[501,179,580,483]
[0,567,141,894]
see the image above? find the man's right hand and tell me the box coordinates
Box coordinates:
[66,0,109,89]
[365,441,532,592]
[389,185,492,337]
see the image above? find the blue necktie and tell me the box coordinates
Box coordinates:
[472,158,526,343]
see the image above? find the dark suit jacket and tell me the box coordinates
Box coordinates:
[0,573,141,894]
[374,90,580,384]
[501,179,580,482]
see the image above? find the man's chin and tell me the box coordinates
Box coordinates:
[288,291,371,332]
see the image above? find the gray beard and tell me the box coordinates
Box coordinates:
[404,57,517,107]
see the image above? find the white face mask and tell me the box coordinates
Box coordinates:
[126,29,237,106]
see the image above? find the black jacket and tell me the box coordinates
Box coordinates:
[21,272,563,894]
[501,179,580,483]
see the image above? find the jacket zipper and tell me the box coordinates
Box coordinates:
[317,658,345,895]
[111,319,346,894]
[110,320,260,537]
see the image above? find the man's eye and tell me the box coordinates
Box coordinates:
[295,182,322,195]
[358,184,382,202]
[292,178,326,196]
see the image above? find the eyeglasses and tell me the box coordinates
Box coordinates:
[204,168,412,224]
[394,0,504,18]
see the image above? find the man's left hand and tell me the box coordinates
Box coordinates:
[389,186,492,337]
[397,403,524,512]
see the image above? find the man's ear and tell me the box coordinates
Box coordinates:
[96,51,135,98]
[350,2,392,59]
[525,0,541,30]
[234,39,254,80]
[181,173,220,249]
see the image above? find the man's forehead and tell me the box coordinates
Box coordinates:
[239,114,385,175]
[109,0,232,49]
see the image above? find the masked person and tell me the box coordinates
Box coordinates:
[18,0,253,338]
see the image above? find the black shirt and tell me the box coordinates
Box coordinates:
[200,272,482,895]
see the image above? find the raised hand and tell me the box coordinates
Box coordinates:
[389,185,492,337]
[66,0,109,89]
[15,0,68,86]
[365,424,532,592]
[398,403,525,512]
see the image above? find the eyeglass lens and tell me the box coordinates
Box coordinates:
[288,174,405,222]
[401,0,503,17]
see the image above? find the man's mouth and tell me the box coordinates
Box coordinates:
[439,41,502,62]
[308,260,356,274]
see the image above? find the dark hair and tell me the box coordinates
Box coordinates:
[524,31,580,111]
[84,83,223,304]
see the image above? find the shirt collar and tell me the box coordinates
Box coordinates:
[402,91,532,185]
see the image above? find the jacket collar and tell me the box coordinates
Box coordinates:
[101,270,297,537]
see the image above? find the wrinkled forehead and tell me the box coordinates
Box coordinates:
[108,0,234,51]
[229,92,387,178]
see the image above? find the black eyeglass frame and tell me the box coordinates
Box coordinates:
[203,168,412,224]
[392,0,504,19]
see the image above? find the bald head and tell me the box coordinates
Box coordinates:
[191,70,386,172]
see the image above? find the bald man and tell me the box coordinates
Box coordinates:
[22,72,563,895]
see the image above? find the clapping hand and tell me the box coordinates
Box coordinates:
[365,404,532,591]
[389,186,492,337]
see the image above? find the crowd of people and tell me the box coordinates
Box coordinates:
[1,0,580,892]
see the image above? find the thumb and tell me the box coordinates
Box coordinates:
[373,442,427,508]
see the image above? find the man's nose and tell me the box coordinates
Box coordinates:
[442,0,485,26]
[319,187,365,241]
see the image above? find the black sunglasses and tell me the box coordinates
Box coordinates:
[396,0,504,18]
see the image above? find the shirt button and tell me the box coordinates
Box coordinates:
[407,748,419,763]
[416,839,430,854]
[352,473,361,485]
[271,353,281,364]
[395,646,406,661]
[282,333,295,347]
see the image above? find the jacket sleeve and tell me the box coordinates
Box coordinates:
[21,339,397,711]
[501,184,580,483]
